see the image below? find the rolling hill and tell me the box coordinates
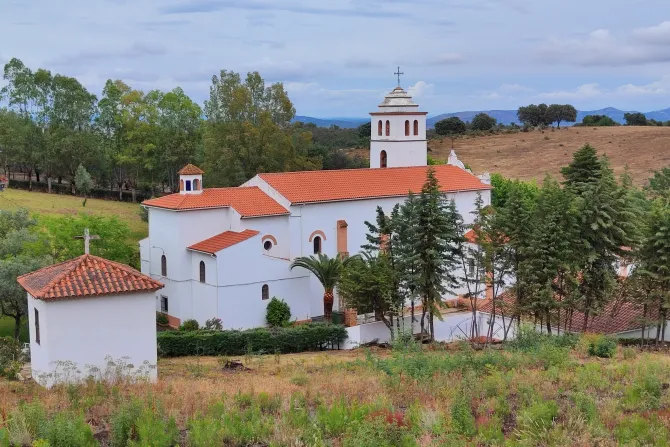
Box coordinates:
[296,107,670,128]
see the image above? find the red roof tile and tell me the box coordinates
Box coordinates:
[187,229,260,255]
[258,165,490,204]
[464,229,477,243]
[480,289,653,335]
[178,164,204,175]
[17,254,163,301]
[142,187,289,217]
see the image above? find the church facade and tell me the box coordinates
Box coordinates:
[140,86,491,330]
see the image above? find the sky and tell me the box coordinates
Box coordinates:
[1,0,670,117]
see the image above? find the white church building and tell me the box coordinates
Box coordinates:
[140,85,491,330]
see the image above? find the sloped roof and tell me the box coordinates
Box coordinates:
[187,229,260,255]
[480,290,653,335]
[258,165,490,204]
[17,254,163,301]
[142,186,289,217]
[178,164,205,175]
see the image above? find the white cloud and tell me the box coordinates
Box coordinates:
[615,76,670,96]
[536,83,603,99]
[535,23,670,66]
[633,21,670,45]
[407,80,435,99]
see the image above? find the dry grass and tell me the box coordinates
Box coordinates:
[430,126,670,185]
[0,188,147,241]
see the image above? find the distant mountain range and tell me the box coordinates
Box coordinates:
[293,107,670,128]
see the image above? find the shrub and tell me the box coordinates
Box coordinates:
[133,408,179,447]
[109,399,143,447]
[42,412,96,447]
[204,318,223,331]
[587,336,617,358]
[156,312,169,325]
[266,298,291,327]
[0,336,23,380]
[450,395,476,437]
[517,400,558,434]
[157,323,347,357]
[180,319,200,332]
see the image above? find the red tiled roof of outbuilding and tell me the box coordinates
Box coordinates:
[17,254,163,301]
[177,164,205,175]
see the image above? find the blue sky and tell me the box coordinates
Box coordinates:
[2,0,670,116]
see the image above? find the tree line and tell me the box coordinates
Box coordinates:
[0,58,364,200]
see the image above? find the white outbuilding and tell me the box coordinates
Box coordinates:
[17,254,164,388]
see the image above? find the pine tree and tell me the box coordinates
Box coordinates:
[395,193,421,326]
[561,143,602,194]
[575,159,638,330]
[412,167,461,341]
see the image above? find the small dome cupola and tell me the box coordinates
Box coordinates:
[178,164,204,195]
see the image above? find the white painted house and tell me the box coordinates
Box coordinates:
[140,85,492,330]
[17,254,164,388]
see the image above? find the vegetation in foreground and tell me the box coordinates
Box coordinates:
[2,331,670,446]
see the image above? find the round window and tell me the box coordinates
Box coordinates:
[263,240,273,251]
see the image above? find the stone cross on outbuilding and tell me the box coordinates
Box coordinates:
[73,228,100,255]
[394,66,404,87]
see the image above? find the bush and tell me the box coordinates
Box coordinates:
[156,312,169,325]
[0,336,23,380]
[204,318,223,331]
[266,298,291,327]
[157,323,347,357]
[587,336,617,358]
[180,319,200,332]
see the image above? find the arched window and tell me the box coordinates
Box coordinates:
[161,255,167,276]
[405,120,410,136]
[180,179,184,192]
[199,260,206,283]
[385,120,390,136]
[377,120,383,136]
[414,120,419,136]
[264,240,272,251]
[380,150,387,168]
[313,236,322,254]
[193,178,200,190]
[262,284,269,300]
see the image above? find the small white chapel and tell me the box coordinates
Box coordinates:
[140,83,492,330]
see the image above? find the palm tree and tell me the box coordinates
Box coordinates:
[290,253,354,321]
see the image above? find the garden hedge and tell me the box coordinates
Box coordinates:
[157,323,347,357]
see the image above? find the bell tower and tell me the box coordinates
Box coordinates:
[370,71,428,168]
[177,164,204,195]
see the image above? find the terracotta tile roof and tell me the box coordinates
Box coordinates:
[480,290,653,335]
[187,229,260,255]
[142,187,289,217]
[258,165,490,204]
[17,254,164,301]
[464,229,477,243]
[178,164,204,175]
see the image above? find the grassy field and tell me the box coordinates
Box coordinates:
[431,126,670,186]
[0,188,148,242]
[2,334,670,445]
[0,317,27,342]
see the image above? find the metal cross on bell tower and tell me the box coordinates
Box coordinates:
[74,228,101,255]
[394,66,404,87]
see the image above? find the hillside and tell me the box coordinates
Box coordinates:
[428,126,670,185]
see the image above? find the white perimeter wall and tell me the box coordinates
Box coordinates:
[27,292,157,388]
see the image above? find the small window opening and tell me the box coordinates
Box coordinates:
[264,240,273,251]
[377,120,382,136]
[185,180,192,191]
[313,236,322,254]
[161,255,167,276]
[405,120,410,136]
[199,260,206,283]
[385,120,390,136]
[193,178,200,190]
[262,284,269,300]
[34,308,40,345]
[468,259,476,277]
[161,295,169,313]
[380,150,387,168]
[414,120,419,135]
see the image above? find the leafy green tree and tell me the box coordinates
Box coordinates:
[290,253,354,321]
[339,253,400,337]
[581,115,617,126]
[517,104,551,127]
[490,173,539,209]
[74,164,93,206]
[434,117,467,149]
[203,70,320,186]
[624,112,648,126]
[547,104,577,128]
[561,144,602,193]
[470,113,497,131]
[646,167,670,201]
[40,214,136,266]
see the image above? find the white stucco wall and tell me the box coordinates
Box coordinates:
[27,292,157,388]
[370,113,427,168]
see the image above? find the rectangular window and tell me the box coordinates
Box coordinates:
[161,295,169,313]
[468,259,476,277]
[185,180,192,191]
[34,308,40,345]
